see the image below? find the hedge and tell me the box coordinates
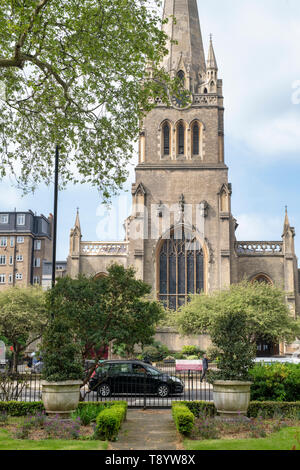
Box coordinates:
[249,363,300,402]
[0,400,127,418]
[247,401,300,418]
[174,401,216,418]
[0,401,45,416]
[172,403,195,435]
[94,402,127,441]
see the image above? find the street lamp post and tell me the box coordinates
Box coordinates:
[52,145,59,289]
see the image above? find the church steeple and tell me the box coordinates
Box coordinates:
[162,0,206,90]
[207,35,218,71]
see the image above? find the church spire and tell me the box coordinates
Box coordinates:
[162,0,206,86]
[207,34,218,71]
[74,207,81,233]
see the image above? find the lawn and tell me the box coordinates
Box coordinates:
[184,426,300,451]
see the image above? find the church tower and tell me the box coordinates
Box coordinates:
[128,0,233,309]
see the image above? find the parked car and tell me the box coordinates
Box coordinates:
[88,360,184,398]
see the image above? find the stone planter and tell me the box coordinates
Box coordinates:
[213,380,252,418]
[42,380,82,419]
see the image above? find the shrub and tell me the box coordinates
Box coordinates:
[181,346,205,357]
[72,403,106,426]
[0,401,45,416]
[142,341,170,362]
[172,403,195,435]
[174,401,216,418]
[94,402,127,441]
[249,363,300,402]
[247,401,300,419]
[41,315,83,382]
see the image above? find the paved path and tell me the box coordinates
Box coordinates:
[109,409,183,451]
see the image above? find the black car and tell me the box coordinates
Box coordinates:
[89,360,184,398]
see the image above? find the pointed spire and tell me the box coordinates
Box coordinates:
[283,206,290,235]
[74,207,81,233]
[207,34,218,70]
[161,0,206,79]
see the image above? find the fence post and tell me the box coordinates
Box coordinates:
[143,372,147,410]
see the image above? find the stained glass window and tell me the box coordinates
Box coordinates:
[158,230,204,310]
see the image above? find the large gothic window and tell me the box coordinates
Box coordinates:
[158,231,204,310]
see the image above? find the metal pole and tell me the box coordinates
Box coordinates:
[52,145,59,289]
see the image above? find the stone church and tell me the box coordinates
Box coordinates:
[67,0,300,355]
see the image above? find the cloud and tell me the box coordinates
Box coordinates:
[235,213,283,241]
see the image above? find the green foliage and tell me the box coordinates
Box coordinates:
[249,364,300,402]
[94,402,127,441]
[41,315,84,382]
[172,403,195,435]
[0,401,45,417]
[181,346,205,357]
[0,0,182,200]
[247,402,300,419]
[45,264,163,387]
[141,341,170,362]
[174,401,216,418]
[0,287,47,371]
[176,281,300,381]
[71,403,105,426]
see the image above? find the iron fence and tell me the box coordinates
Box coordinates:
[0,365,213,408]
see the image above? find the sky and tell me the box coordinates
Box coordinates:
[0,0,300,261]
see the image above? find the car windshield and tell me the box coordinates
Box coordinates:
[145,366,162,376]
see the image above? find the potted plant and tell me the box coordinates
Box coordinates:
[176,282,300,418]
[41,316,83,419]
[207,310,254,418]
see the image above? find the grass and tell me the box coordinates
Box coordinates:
[183,426,300,451]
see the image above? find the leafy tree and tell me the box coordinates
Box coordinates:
[45,263,164,391]
[0,287,47,371]
[0,0,182,200]
[176,281,300,381]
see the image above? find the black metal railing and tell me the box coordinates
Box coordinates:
[0,367,213,408]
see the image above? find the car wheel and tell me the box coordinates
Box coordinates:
[157,384,169,398]
[98,383,111,397]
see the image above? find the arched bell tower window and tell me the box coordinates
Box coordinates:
[177,122,185,155]
[162,122,170,156]
[158,230,204,310]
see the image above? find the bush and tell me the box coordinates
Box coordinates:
[72,403,106,426]
[181,346,205,357]
[142,341,170,362]
[172,403,195,435]
[247,401,300,419]
[174,401,216,418]
[0,401,45,416]
[249,363,300,402]
[94,402,127,441]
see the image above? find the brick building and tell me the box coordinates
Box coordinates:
[0,210,53,288]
